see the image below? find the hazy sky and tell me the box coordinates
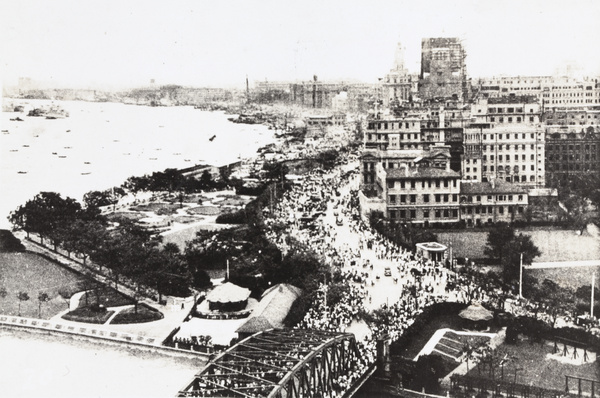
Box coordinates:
[2,0,599,89]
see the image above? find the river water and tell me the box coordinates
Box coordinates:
[0,99,275,229]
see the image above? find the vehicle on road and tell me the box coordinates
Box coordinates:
[384,267,392,277]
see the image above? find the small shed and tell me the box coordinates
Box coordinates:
[416,242,447,262]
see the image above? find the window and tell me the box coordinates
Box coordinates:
[423,210,430,218]
[435,210,441,218]
[443,194,449,202]
[390,210,397,219]
[410,194,416,203]
[423,194,430,203]
[476,195,481,202]
[389,195,396,204]
[435,194,441,203]
[400,210,406,218]
[387,181,394,189]
[400,181,405,189]
[499,206,504,214]
[443,209,449,218]
[453,194,458,202]
[400,194,406,203]
[410,180,416,189]
[410,210,416,219]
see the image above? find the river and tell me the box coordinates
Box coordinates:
[0,99,276,229]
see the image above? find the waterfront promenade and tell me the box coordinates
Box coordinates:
[14,231,195,343]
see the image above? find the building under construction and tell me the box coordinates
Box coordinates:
[419,38,470,101]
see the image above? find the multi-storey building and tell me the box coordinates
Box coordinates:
[361,146,451,194]
[467,96,545,188]
[376,163,461,226]
[419,38,469,101]
[545,126,600,186]
[254,79,380,111]
[460,180,529,226]
[477,75,600,108]
[543,108,600,126]
[382,42,418,108]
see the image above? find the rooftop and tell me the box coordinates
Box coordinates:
[386,167,460,180]
[460,179,528,195]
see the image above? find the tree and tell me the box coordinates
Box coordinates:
[410,355,446,394]
[484,222,515,264]
[500,233,541,285]
[536,279,575,328]
[83,190,115,209]
[8,192,81,247]
[17,291,29,316]
[37,292,50,318]
[263,161,288,182]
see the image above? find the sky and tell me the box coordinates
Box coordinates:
[1,0,600,89]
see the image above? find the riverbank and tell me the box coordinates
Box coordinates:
[0,99,277,229]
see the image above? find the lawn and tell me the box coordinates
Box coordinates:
[437,228,600,262]
[526,266,600,291]
[187,205,221,216]
[78,287,135,308]
[130,202,182,215]
[62,306,115,324]
[468,337,600,393]
[110,303,164,324]
[0,252,91,319]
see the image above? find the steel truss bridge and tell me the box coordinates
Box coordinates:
[177,328,373,398]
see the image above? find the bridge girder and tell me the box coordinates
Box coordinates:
[177,328,361,398]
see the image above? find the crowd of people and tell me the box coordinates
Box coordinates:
[259,160,475,395]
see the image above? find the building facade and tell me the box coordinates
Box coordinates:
[377,164,461,225]
[468,96,545,188]
[460,180,529,226]
[477,75,600,109]
[545,126,600,186]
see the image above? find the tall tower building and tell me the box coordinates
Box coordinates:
[418,38,469,101]
[382,42,416,108]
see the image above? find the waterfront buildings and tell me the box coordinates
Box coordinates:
[460,180,529,226]
[467,95,546,188]
[381,42,418,108]
[376,163,461,226]
[545,125,600,186]
[476,75,600,108]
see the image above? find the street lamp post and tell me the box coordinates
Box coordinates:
[519,253,523,299]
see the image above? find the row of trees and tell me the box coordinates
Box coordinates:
[122,168,226,195]
[0,288,50,318]
[8,192,211,305]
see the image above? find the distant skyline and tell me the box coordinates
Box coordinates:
[2,0,600,90]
